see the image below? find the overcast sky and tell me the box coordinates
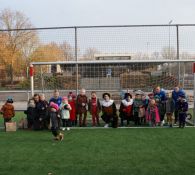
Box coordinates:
[0,0,195,27]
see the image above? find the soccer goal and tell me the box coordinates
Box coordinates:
[30,59,194,95]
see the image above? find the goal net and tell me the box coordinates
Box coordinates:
[31,60,194,94]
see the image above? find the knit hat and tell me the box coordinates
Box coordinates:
[50,102,59,111]
[7,97,13,103]
[68,92,76,99]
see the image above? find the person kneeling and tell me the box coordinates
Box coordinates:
[101,93,118,128]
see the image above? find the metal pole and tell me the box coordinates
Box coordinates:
[193,62,195,125]
[40,67,44,93]
[29,64,34,97]
[168,20,172,59]
[75,27,79,95]
[176,25,180,84]
[168,20,172,75]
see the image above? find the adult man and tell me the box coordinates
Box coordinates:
[172,86,186,124]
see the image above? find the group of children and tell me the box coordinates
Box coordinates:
[0,86,189,141]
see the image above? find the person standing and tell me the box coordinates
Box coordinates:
[172,86,186,125]
[176,94,188,128]
[60,96,72,131]
[0,97,15,130]
[165,92,175,127]
[88,91,101,127]
[76,89,88,127]
[68,92,77,126]
[49,102,63,141]
[119,93,133,126]
[154,86,166,126]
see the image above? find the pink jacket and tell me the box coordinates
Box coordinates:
[146,105,160,123]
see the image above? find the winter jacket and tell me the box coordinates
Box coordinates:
[1,103,15,119]
[76,94,88,114]
[172,89,185,108]
[49,97,62,107]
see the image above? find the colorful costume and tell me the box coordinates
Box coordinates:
[119,99,133,126]
[68,92,76,126]
[101,99,118,128]
[146,105,160,126]
[88,97,101,126]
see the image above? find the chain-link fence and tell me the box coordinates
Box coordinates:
[0,24,194,100]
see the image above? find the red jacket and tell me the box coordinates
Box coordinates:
[69,100,76,121]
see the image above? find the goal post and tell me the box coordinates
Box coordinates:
[30,59,193,92]
[29,59,195,123]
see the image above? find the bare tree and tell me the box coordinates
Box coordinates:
[161,47,176,60]
[59,42,74,61]
[152,52,160,60]
[82,47,99,60]
[0,9,38,84]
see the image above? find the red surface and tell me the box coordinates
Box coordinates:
[29,65,34,77]
[193,63,195,73]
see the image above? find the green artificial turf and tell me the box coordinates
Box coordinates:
[0,128,195,175]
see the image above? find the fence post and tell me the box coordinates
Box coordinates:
[29,64,34,97]
[75,27,78,95]
[193,62,195,125]
[176,25,181,84]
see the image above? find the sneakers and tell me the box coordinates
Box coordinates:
[104,124,109,128]
[62,127,65,131]
[59,133,64,141]
[67,127,70,131]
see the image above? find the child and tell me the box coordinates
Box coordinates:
[60,96,72,131]
[176,94,188,128]
[146,99,160,127]
[37,94,49,129]
[76,88,88,127]
[49,102,63,141]
[68,92,77,126]
[133,92,144,125]
[0,97,15,129]
[119,93,133,126]
[101,93,118,128]
[24,98,36,129]
[165,92,175,127]
[88,91,101,127]
[154,86,166,126]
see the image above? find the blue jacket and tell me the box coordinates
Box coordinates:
[154,90,166,102]
[172,89,185,105]
[49,97,62,107]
